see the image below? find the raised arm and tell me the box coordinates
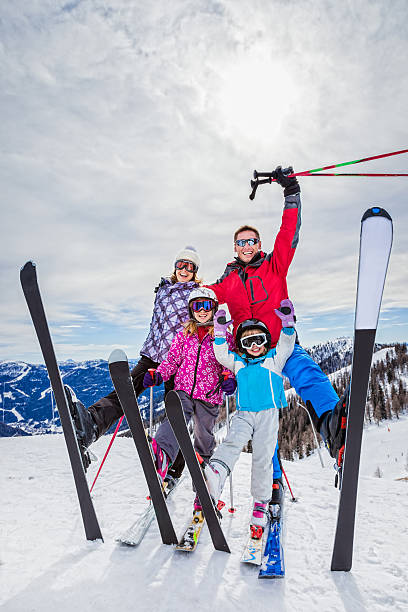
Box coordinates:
[267,166,302,278]
[213,309,237,372]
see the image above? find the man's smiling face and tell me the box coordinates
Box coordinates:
[234,229,262,264]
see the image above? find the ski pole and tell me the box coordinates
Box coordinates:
[297,401,325,468]
[222,371,236,513]
[250,147,408,199]
[281,465,297,502]
[90,415,124,493]
[148,368,156,436]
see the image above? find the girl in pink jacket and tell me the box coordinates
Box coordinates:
[143,288,236,508]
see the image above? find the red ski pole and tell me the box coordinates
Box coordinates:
[90,415,124,493]
[250,148,408,199]
[281,465,297,502]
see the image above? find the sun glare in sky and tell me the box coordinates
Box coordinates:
[216,54,295,142]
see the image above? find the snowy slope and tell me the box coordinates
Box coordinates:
[0,417,407,612]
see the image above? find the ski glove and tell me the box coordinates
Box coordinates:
[214,309,233,337]
[274,299,296,328]
[143,370,163,388]
[274,165,300,196]
[221,377,237,396]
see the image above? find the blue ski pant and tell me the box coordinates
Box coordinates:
[272,343,339,478]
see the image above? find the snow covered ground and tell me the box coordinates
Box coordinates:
[1,416,407,612]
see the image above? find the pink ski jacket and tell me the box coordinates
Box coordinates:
[157,329,235,405]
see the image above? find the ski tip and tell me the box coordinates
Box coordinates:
[362,207,392,222]
[108,348,128,364]
[20,260,36,275]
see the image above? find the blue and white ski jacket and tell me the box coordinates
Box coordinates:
[214,328,295,412]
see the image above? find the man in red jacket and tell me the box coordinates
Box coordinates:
[209,167,346,499]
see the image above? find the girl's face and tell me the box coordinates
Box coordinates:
[192,307,214,325]
[241,328,268,358]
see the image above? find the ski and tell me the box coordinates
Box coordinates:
[331,207,393,572]
[118,475,183,546]
[176,510,206,552]
[241,526,267,565]
[108,349,178,546]
[20,261,103,542]
[165,390,230,553]
[258,503,285,579]
[176,500,225,553]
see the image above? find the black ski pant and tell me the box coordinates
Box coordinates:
[88,355,185,478]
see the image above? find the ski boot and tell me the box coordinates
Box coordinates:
[271,478,284,506]
[149,438,170,483]
[308,383,350,458]
[203,459,229,504]
[64,385,98,472]
[166,449,185,480]
[250,501,269,539]
[193,494,202,513]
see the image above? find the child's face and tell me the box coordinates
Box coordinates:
[192,308,213,325]
[241,328,268,357]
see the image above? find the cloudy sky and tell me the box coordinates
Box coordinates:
[1,0,407,363]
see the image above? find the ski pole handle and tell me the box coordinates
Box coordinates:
[253,166,293,180]
[250,166,293,200]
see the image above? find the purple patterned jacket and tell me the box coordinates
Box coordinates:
[157,329,236,405]
[140,278,198,363]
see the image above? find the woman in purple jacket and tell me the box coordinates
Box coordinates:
[143,287,236,503]
[66,246,204,474]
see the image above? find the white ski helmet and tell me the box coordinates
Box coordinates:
[188,287,218,316]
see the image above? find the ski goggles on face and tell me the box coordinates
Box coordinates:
[175,260,197,273]
[190,299,217,312]
[240,332,267,349]
[235,238,260,247]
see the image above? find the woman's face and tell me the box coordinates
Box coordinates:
[175,266,194,283]
[174,259,195,283]
[192,307,214,325]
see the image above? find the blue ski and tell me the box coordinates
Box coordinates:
[258,504,284,579]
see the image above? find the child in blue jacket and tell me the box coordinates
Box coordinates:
[205,300,295,531]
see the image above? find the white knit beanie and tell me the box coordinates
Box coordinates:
[174,245,201,270]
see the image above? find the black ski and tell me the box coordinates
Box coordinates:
[331,207,393,571]
[108,349,178,545]
[20,261,103,542]
[165,390,230,553]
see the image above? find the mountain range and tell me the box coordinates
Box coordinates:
[0,337,406,439]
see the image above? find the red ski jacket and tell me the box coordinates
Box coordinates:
[208,193,301,347]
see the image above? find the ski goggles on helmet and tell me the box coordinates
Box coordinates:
[240,332,267,349]
[235,238,260,247]
[190,299,217,312]
[175,260,197,273]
